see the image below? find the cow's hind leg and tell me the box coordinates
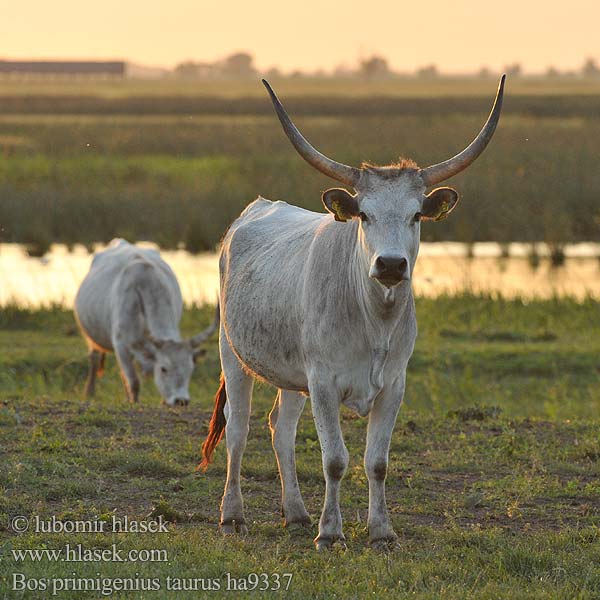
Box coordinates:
[220,331,254,535]
[269,389,311,528]
[84,350,103,398]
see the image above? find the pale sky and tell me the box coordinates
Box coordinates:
[3,0,598,73]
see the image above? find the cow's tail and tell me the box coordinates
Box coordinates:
[198,373,227,471]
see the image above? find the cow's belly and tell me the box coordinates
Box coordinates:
[75,309,114,352]
[225,322,309,392]
[74,287,114,352]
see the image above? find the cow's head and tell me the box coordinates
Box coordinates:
[132,304,219,406]
[263,76,504,288]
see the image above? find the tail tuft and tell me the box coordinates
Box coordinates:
[197,373,227,471]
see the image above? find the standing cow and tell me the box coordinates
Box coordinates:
[75,239,218,406]
[201,77,505,549]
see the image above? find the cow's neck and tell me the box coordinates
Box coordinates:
[135,284,181,341]
[349,234,415,350]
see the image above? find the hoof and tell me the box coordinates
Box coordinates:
[220,519,248,536]
[369,537,399,553]
[284,516,312,531]
[314,536,347,552]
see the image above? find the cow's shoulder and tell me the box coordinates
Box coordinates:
[230,197,325,242]
[91,240,164,270]
[90,238,133,267]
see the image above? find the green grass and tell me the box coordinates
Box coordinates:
[1,296,599,598]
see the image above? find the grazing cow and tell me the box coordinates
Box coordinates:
[75,239,218,406]
[201,77,505,549]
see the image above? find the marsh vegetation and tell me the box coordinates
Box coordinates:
[1,79,599,252]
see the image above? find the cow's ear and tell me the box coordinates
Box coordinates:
[192,348,207,363]
[132,339,157,362]
[322,188,359,222]
[422,187,459,221]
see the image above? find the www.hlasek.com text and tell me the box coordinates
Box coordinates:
[12,544,168,563]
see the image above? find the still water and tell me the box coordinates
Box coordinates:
[1,242,599,308]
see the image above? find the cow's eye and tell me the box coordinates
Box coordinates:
[414,212,422,223]
[358,212,368,222]
[161,366,168,374]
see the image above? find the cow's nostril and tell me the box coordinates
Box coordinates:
[397,258,408,274]
[375,256,386,271]
[174,397,190,406]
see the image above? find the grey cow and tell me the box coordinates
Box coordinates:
[75,239,218,406]
[201,77,505,549]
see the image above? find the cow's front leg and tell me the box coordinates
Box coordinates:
[309,383,348,550]
[114,344,140,403]
[364,375,405,550]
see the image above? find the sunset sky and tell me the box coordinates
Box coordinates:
[3,0,598,73]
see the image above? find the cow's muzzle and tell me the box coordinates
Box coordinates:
[370,255,409,287]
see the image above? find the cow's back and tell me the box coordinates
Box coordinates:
[75,239,181,351]
[220,198,335,389]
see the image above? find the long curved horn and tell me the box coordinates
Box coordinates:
[420,75,506,187]
[190,302,220,347]
[262,79,361,187]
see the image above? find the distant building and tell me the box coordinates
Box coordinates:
[0,60,125,78]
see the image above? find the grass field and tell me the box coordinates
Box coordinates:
[1,296,600,598]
